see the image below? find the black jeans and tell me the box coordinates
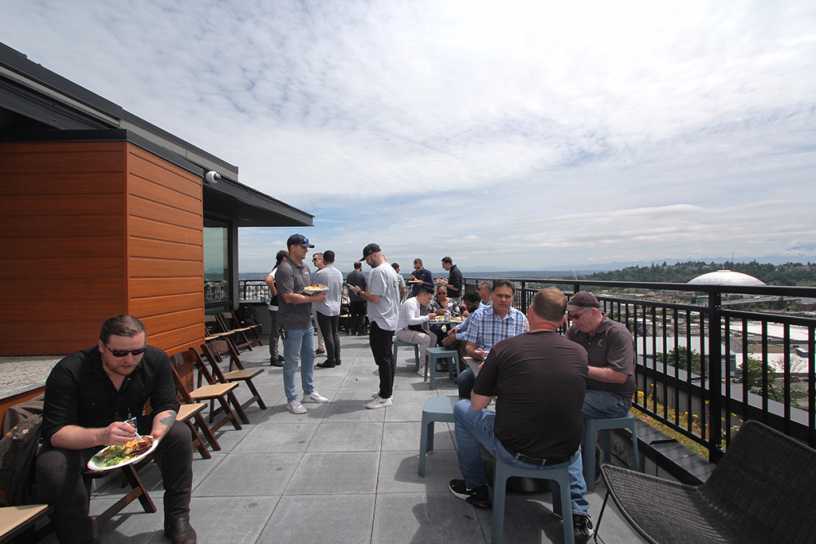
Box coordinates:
[349,301,367,335]
[316,312,341,364]
[369,321,396,399]
[268,309,284,359]
[457,367,476,400]
[34,421,193,544]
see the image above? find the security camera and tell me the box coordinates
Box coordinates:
[205,171,222,184]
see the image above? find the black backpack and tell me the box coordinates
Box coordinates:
[0,414,42,506]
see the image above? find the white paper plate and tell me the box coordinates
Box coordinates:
[87,437,160,473]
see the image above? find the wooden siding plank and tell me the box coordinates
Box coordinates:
[129,293,203,317]
[128,237,201,261]
[128,175,202,215]
[129,195,202,230]
[129,278,202,298]
[0,301,122,321]
[0,173,123,196]
[147,323,203,353]
[129,257,202,278]
[140,308,202,336]
[0,258,123,279]
[127,150,201,199]
[0,215,123,238]
[128,145,201,184]
[0,278,122,302]
[0,195,122,216]
[2,237,122,259]
[128,216,201,245]
[0,151,123,174]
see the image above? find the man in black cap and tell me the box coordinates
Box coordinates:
[566,291,635,421]
[276,234,330,414]
[348,243,401,409]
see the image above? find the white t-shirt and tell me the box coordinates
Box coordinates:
[312,265,343,316]
[397,296,431,331]
[366,262,401,331]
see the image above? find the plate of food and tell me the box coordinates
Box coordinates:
[303,284,329,294]
[449,316,465,324]
[87,435,158,472]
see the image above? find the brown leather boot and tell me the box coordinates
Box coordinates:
[164,516,197,544]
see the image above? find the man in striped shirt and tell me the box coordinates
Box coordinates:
[456,280,529,399]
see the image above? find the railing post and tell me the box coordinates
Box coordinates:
[707,289,723,461]
[521,281,527,310]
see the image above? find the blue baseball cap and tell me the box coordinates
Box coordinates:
[286,233,314,248]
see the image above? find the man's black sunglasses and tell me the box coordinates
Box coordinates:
[106,346,146,358]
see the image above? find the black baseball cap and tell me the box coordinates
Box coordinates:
[361,243,381,259]
[568,291,600,308]
[287,233,314,248]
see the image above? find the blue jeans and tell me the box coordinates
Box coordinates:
[582,390,630,419]
[453,399,589,515]
[283,326,316,402]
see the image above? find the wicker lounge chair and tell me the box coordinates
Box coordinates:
[598,420,816,544]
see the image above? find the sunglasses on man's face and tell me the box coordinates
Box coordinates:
[106,346,146,358]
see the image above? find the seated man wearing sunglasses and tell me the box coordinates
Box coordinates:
[35,315,196,544]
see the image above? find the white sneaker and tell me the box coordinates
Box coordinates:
[306,391,330,403]
[371,392,380,399]
[365,396,393,409]
[287,400,307,414]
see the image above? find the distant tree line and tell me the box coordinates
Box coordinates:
[583,261,816,286]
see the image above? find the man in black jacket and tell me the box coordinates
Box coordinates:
[35,315,195,544]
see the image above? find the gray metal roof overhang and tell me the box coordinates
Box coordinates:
[0,43,313,228]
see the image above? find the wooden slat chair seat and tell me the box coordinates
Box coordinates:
[198,339,267,415]
[0,505,50,543]
[175,402,214,459]
[170,353,243,433]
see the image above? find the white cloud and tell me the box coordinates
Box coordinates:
[4,0,816,271]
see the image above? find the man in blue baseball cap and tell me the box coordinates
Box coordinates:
[275,234,330,414]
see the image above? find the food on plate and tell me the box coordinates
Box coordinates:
[93,435,154,468]
[303,284,329,294]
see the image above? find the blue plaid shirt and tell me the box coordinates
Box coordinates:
[460,305,528,352]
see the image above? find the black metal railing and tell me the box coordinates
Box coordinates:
[239,280,270,303]
[463,277,816,460]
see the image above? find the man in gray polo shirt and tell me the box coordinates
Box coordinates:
[276,234,331,414]
[348,243,401,409]
[566,291,635,420]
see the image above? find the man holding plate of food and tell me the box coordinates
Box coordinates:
[35,315,196,544]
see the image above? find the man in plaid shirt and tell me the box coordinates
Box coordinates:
[457,280,528,399]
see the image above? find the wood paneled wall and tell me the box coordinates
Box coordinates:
[125,144,204,354]
[0,140,205,357]
[0,141,126,355]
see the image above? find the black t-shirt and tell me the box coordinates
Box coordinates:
[446,265,463,298]
[567,318,635,399]
[41,345,180,443]
[473,331,588,460]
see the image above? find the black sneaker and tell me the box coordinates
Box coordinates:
[448,479,491,509]
[573,513,594,542]
[269,358,283,367]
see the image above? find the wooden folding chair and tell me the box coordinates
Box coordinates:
[170,353,243,432]
[220,310,263,350]
[176,401,215,459]
[86,463,156,532]
[199,338,267,414]
[0,505,50,543]
[229,307,264,344]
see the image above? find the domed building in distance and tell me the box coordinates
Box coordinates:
[687,270,767,287]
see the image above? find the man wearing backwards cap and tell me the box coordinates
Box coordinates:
[348,243,402,409]
[276,234,331,414]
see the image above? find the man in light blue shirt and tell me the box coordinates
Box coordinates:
[456,280,528,399]
[314,250,344,368]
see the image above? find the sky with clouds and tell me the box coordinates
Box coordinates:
[5,0,816,273]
